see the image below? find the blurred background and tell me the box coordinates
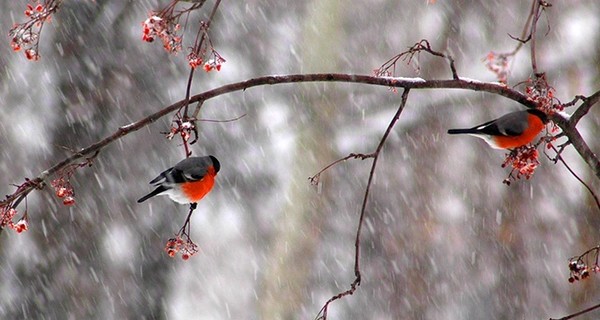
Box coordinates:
[1,0,600,319]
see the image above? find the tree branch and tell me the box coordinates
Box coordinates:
[550,301,600,320]
[2,73,599,214]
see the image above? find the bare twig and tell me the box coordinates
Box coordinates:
[570,90,600,125]
[487,0,543,84]
[528,0,553,75]
[562,95,586,109]
[174,0,222,158]
[196,113,247,123]
[179,202,197,236]
[182,0,222,118]
[375,40,458,80]
[550,301,600,320]
[549,110,600,182]
[549,146,600,212]
[315,88,410,320]
[507,33,532,45]
[308,153,374,186]
[505,0,537,56]
[529,0,541,74]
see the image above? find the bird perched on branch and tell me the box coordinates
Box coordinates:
[138,155,220,204]
[447,109,548,149]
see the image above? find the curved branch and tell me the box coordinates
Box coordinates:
[550,301,600,320]
[2,73,598,206]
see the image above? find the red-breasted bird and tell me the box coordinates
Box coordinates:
[137,155,220,204]
[447,109,548,149]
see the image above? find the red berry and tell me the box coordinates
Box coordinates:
[56,187,68,198]
[24,49,39,61]
[14,220,28,233]
[11,42,21,52]
[142,34,154,42]
[182,254,190,260]
[63,196,75,206]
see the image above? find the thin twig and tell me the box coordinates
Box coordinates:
[182,0,222,118]
[507,0,536,56]
[316,88,410,320]
[178,203,197,236]
[529,0,540,75]
[507,33,531,44]
[375,40,458,80]
[550,301,600,320]
[308,153,374,186]
[551,146,600,212]
[196,113,247,123]
[570,90,600,125]
[183,68,196,118]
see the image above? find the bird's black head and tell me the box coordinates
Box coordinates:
[527,108,549,124]
[209,155,220,173]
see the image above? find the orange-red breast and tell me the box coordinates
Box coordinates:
[137,155,220,204]
[447,109,548,149]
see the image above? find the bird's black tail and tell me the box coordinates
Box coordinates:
[137,186,168,203]
[447,128,479,135]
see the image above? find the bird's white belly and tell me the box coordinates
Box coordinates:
[161,189,190,204]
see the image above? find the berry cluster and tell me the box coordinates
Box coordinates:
[142,2,226,71]
[0,178,41,234]
[142,15,182,54]
[485,52,510,84]
[525,75,562,115]
[165,120,195,141]
[49,157,95,207]
[187,51,204,69]
[502,145,540,185]
[568,258,599,283]
[9,1,58,61]
[185,22,226,72]
[165,235,199,260]
[0,207,29,234]
[200,57,224,72]
[13,218,29,233]
[164,116,199,157]
[51,177,75,206]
